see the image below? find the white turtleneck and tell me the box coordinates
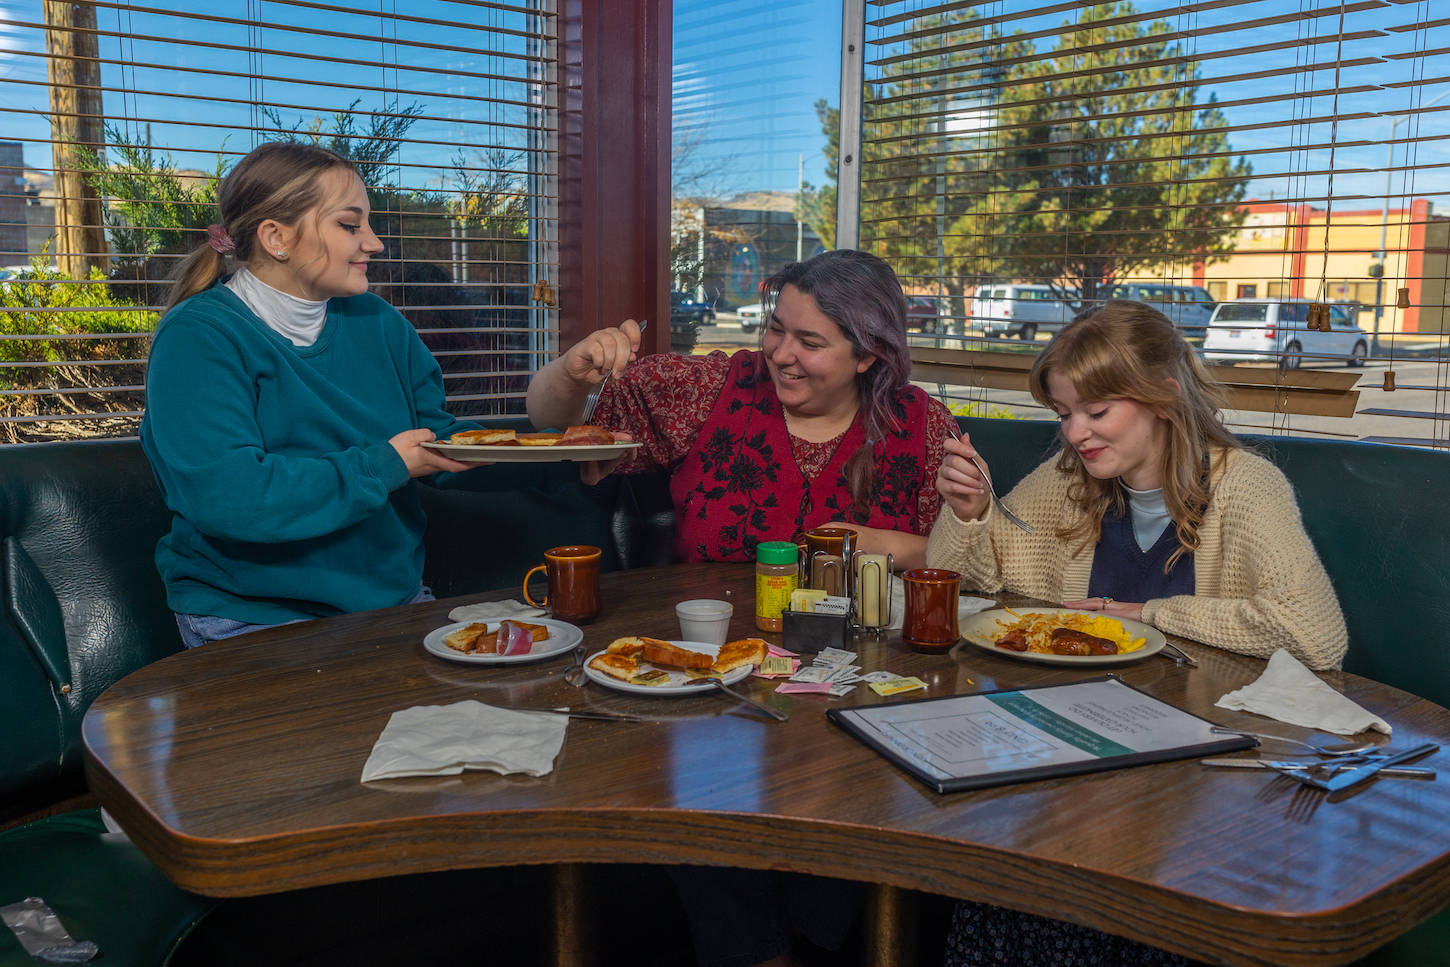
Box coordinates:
[1122,483,1172,552]
[225,268,329,347]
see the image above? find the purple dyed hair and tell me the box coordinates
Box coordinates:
[762,249,913,514]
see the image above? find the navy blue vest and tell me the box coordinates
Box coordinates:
[1087,509,1195,601]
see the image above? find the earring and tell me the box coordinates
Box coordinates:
[276,250,287,259]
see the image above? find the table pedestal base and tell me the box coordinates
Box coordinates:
[550,863,595,967]
[864,882,918,967]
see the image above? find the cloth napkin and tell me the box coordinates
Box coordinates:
[361,700,568,782]
[885,575,996,631]
[1215,649,1392,736]
[448,599,546,623]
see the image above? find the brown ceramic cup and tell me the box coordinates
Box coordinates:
[800,526,857,593]
[901,567,962,654]
[522,545,602,624]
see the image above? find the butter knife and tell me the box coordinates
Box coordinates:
[1324,742,1439,791]
[1201,758,1435,779]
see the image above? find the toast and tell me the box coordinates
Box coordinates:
[559,425,615,446]
[449,428,516,446]
[642,637,713,669]
[517,432,564,446]
[712,638,768,674]
[606,636,645,658]
[443,622,490,652]
[588,653,639,680]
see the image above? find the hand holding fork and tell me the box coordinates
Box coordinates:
[941,422,1034,533]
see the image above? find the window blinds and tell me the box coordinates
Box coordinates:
[0,0,557,443]
[858,0,1448,447]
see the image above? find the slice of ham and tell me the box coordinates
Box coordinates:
[560,425,615,446]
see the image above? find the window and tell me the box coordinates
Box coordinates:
[1,0,557,443]
[1216,304,1270,324]
[852,1,1449,448]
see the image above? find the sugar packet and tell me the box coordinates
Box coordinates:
[869,676,927,696]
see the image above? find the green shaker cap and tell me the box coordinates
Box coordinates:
[756,541,798,565]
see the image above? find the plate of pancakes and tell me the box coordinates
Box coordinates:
[423,426,642,463]
[584,636,766,695]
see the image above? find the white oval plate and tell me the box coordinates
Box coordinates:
[424,618,583,665]
[582,641,754,695]
[961,608,1166,665]
[422,441,641,464]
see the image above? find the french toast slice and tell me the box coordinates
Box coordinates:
[642,637,713,669]
[712,638,768,674]
[444,622,490,652]
[588,653,638,680]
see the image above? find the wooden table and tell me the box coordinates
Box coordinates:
[83,563,1450,967]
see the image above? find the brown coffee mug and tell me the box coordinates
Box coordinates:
[901,568,962,654]
[801,527,857,594]
[522,545,602,624]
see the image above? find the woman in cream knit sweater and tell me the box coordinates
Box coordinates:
[929,300,1347,670]
[929,300,1349,967]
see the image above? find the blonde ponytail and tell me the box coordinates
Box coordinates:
[165,242,229,313]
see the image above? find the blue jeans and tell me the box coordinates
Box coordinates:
[176,586,435,649]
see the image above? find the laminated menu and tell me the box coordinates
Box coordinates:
[828,675,1253,793]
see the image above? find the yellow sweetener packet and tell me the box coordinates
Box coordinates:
[869,676,927,696]
[759,656,795,676]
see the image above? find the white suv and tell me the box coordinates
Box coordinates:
[1202,299,1368,368]
[971,284,1077,340]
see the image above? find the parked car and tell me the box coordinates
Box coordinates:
[736,302,763,333]
[1201,299,1368,368]
[905,296,941,332]
[671,290,715,326]
[1105,283,1216,338]
[971,284,1077,340]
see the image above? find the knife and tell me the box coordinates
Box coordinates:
[1324,743,1439,792]
[497,705,642,722]
[1200,758,1435,779]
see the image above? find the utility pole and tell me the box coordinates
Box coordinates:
[1375,87,1449,354]
[796,153,803,263]
[44,0,109,278]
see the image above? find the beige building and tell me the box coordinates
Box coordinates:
[1193,199,1448,334]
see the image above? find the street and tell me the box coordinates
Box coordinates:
[692,315,1448,448]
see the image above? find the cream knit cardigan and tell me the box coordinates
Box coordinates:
[925,448,1349,670]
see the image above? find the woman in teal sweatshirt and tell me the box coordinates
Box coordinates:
[141,142,481,647]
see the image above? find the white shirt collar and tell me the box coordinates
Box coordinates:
[225,268,329,347]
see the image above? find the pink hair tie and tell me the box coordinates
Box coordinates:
[206,224,235,253]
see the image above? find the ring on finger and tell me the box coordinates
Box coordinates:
[1102,597,1113,606]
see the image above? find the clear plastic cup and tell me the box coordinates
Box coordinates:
[676,599,733,646]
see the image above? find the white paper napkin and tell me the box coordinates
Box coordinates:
[448,599,546,623]
[885,575,996,631]
[361,701,568,782]
[1215,649,1392,736]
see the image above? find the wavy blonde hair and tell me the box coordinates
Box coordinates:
[1027,300,1241,571]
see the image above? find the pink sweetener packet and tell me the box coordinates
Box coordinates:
[767,644,799,658]
[775,681,834,694]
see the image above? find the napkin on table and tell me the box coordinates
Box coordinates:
[885,575,996,631]
[361,700,568,782]
[448,599,546,623]
[1215,649,1392,736]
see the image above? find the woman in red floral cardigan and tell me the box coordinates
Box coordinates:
[526,249,954,569]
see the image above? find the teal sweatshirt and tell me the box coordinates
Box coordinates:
[141,282,478,624]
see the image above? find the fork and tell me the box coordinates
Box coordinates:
[945,421,1034,533]
[581,319,647,424]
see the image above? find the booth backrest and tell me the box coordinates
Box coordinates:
[955,416,1450,709]
[0,442,181,816]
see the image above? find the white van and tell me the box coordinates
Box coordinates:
[971,284,1077,340]
[1202,300,1368,368]
[1106,283,1216,338]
